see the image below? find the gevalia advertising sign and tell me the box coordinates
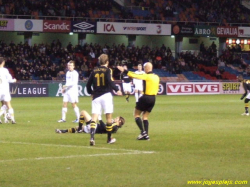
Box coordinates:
[43,20,71,33]
[97,22,171,35]
[216,26,238,37]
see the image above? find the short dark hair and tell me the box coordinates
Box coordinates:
[0,57,5,65]
[118,116,125,127]
[68,60,75,66]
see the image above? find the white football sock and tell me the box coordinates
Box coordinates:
[62,107,67,120]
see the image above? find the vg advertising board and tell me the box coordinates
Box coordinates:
[9,84,48,97]
[167,82,220,95]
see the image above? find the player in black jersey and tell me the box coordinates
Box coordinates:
[55,110,125,134]
[120,65,132,102]
[86,54,122,146]
[238,75,250,116]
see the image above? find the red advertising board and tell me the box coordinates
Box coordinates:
[167,82,220,95]
[43,20,71,33]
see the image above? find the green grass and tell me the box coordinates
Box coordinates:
[0,95,249,187]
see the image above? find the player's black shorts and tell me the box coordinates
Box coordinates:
[136,95,156,112]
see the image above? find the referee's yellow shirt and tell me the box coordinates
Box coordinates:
[127,71,160,95]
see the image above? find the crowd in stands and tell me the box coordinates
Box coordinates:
[1,39,248,81]
[0,0,249,24]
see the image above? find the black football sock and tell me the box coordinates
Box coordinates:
[90,121,96,139]
[135,117,144,133]
[106,123,112,142]
[143,120,149,135]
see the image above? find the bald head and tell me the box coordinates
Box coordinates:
[143,62,153,73]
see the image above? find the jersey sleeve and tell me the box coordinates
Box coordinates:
[86,71,94,94]
[127,71,149,80]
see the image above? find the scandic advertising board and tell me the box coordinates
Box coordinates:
[43,20,71,33]
[167,82,220,95]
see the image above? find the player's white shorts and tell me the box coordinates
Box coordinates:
[92,92,113,114]
[134,83,143,91]
[122,83,131,92]
[63,92,78,103]
[246,93,250,99]
[0,92,11,102]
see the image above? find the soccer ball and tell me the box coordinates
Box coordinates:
[5,113,11,120]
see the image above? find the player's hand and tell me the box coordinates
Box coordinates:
[13,78,17,83]
[117,66,124,72]
[240,97,244,100]
[116,90,122,96]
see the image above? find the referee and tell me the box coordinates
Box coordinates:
[117,62,160,140]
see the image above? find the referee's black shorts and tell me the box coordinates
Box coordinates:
[136,95,156,112]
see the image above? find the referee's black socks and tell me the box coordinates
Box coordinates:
[135,117,144,133]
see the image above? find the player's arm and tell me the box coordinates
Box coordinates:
[6,71,16,83]
[86,72,94,95]
[127,71,149,81]
[107,69,119,92]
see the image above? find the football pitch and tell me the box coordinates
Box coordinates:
[0,95,249,187]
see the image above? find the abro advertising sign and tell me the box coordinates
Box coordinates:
[97,22,171,35]
[167,82,220,95]
[43,20,70,33]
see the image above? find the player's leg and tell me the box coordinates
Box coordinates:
[71,102,80,123]
[58,101,67,122]
[69,92,80,123]
[134,108,145,139]
[77,110,89,132]
[4,92,15,124]
[242,98,250,115]
[142,111,150,140]
[103,93,116,144]
[134,89,139,102]
[242,93,250,116]
[90,97,102,146]
[58,94,68,122]
[55,127,78,133]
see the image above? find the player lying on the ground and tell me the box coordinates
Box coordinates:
[55,110,125,134]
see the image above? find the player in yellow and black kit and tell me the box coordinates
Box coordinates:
[55,110,125,134]
[117,62,160,140]
[86,54,122,146]
[238,75,250,116]
[120,65,132,102]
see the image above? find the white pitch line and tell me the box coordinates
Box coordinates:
[0,152,155,163]
[0,141,154,153]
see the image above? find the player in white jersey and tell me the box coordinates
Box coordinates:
[58,60,80,123]
[133,64,145,102]
[0,57,17,124]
